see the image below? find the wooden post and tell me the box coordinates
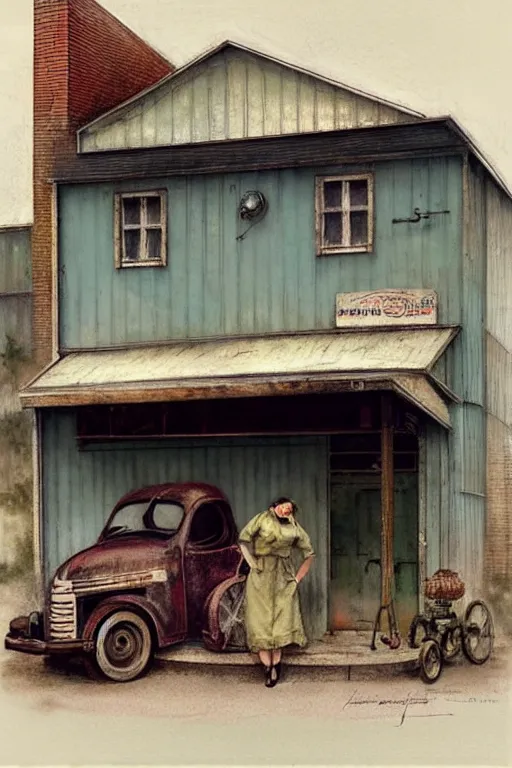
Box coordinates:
[370,392,401,649]
[381,393,394,608]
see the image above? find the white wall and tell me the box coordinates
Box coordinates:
[0,0,32,227]
[0,0,511,226]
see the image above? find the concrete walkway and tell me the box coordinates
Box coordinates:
[157,630,424,677]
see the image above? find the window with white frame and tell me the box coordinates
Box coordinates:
[315,174,374,255]
[114,190,167,268]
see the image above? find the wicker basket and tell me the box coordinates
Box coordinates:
[424,569,465,601]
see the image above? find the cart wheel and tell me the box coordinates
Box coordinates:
[203,576,247,651]
[419,639,443,684]
[408,615,430,648]
[462,600,494,665]
[441,625,462,661]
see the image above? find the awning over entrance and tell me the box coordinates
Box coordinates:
[21,327,459,428]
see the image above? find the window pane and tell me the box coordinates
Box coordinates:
[147,196,162,225]
[152,502,184,531]
[350,211,368,245]
[323,181,342,208]
[350,180,368,207]
[324,212,342,246]
[124,229,141,261]
[123,197,141,225]
[147,229,162,260]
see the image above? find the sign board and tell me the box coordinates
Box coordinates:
[336,289,437,327]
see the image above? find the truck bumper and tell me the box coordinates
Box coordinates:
[4,634,89,656]
[5,613,91,656]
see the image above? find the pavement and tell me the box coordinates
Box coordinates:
[0,578,511,766]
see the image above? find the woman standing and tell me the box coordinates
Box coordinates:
[238,496,315,687]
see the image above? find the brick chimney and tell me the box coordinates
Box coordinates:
[33,0,173,366]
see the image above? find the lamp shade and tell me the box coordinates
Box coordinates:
[239,190,267,220]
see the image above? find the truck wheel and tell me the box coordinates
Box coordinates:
[90,610,154,683]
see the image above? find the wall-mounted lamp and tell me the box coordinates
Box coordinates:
[239,190,268,220]
[236,190,268,240]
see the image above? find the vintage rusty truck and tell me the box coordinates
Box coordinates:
[5,482,248,682]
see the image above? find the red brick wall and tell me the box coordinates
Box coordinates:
[68,0,171,128]
[33,0,173,366]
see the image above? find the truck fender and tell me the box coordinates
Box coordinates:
[83,595,164,649]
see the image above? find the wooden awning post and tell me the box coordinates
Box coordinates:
[370,392,401,650]
[381,392,394,608]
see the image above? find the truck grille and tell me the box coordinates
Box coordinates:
[49,585,77,641]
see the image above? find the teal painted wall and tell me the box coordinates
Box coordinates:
[58,156,463,349]
[41,409,329,640]
[53,152,492,603]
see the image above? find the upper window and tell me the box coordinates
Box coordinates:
[315,174,374,255]
[114,190,167,268]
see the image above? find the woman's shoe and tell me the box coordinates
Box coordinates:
[274,662,282,682]
[264,665,277,687]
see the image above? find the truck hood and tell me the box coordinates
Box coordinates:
[57,536,171,583]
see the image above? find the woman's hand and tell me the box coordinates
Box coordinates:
[240,543,261,572]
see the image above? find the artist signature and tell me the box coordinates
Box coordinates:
[344,691,501,727]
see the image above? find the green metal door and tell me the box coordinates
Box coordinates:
[329,473,418,636]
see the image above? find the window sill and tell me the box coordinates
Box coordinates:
[116,260,167,269]
[316,246,373,256]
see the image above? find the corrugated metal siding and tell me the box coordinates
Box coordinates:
[461,404,485,496]
[80,49,415,153]
[484,173,512,589]
[486,179,512,351]
[423,403,485,599]
[424,421,450,575]
[452,494,485,603]
[41,410,329,639]
[444,402,486,598]
[59,156,463,350]
[461,162,486,405]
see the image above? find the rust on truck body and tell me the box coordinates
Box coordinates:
[5,482,244,668]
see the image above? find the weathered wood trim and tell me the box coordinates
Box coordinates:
[315,172,374,256]
[53,120,466,184]
[19,371,450,418]
[32,409,44,600]
[417,432,427,613]
[113,188,168,269]
[113,191,121,269]
[429,375,463,404]
[51,183,59,362]
[20,376,399,408]
[57,323,462,355]
[380,393,395,606]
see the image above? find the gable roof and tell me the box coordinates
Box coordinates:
[77,40,424,153]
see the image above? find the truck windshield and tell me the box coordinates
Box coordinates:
[104,501,185,537]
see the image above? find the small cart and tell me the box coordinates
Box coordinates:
[406,569,495,683]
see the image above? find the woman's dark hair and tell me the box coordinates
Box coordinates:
[269,496,298,515]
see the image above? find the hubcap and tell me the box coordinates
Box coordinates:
[96,611,152,682]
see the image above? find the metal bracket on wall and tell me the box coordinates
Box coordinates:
[392,207,450,224]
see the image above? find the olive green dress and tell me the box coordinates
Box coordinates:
[238,508,315,653]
